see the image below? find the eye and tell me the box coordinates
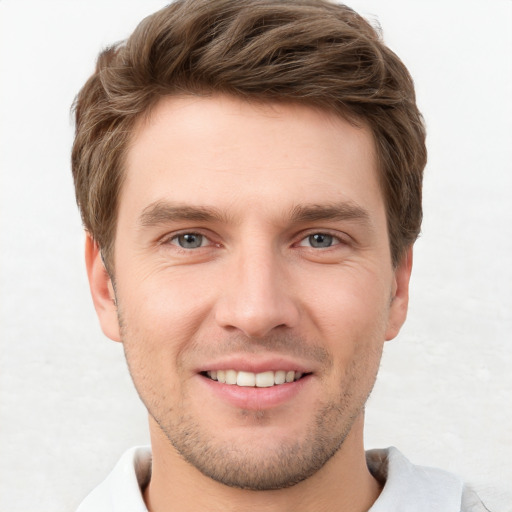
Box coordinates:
[299,233,339,248]
[171,233,208,249]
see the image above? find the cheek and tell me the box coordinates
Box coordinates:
[303,265,392,340]
[299,265,391,386]
[120,264,215,331]
[115,268,228,419]
[116,274,207,410]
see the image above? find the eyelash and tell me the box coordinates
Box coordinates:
[296,232,345,249]
[164,231,217,250]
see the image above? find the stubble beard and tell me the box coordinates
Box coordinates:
[152,392,362,490]
[119,311,382,491]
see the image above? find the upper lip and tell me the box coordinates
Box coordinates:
[195,355,315,374]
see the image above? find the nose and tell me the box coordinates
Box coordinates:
[214,244,300,339]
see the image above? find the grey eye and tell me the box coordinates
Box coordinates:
[175,233,205,249]
[308,233,334,248]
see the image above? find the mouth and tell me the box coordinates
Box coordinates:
[201,369,310,387]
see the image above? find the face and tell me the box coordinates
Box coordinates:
[88,95,411,490]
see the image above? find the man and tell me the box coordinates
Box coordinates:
[72,1,487,510]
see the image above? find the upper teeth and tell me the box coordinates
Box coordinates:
[206,370,303,387]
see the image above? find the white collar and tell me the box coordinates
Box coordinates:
[78,445,467,511]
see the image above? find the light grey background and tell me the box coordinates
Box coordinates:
[1,1,511,510]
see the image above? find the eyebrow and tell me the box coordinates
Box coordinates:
[139,201,230,227]
[138,200,373,229]
[288,202,372,226]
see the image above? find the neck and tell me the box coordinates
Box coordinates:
[143,414,381,512]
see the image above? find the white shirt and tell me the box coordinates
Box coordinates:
[77,446,487,511]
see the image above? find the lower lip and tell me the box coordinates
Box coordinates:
[199,374,312,410]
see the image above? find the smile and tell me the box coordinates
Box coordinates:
[204,370,306,387]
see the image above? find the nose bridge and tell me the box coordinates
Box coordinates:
[215,238,299,338]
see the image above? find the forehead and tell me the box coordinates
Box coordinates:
[121,94,382,222]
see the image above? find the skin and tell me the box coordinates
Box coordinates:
[86,95,412,512]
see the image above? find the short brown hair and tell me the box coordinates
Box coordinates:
[72,0,426,270]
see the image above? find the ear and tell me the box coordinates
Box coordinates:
[385,246,413,341]
[85,233,121,342]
